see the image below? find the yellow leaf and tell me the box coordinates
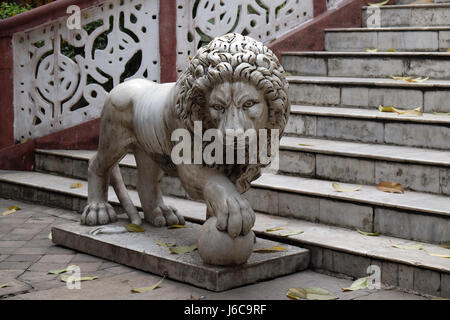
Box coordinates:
[433,112,450,116]
[8,206,20,210]
[356,229,380,236]
[441,244,450,249]
[287,287,339,300]
[332,182,362,192]
[125,223,145,232]
[168,225,187,229]
[188,56,192,61]
[410,76,429,83]
[342,277,369,292]
[253,246,287,253]
[286,287,307,300]
[448,48,450,52]
[60,275,98,282]
[387,49,396,52]
[169,244,198,254]
[379,105,422,116]
[285,72,292,77]
[376,181,404,194]
[70,182,83,189]
[390,75,410,81]
[2,209,18,216]
[265,227,284,232]
[390,240,422,250]
[280,230,304,237]
[368,0,389,6]
[131,276,165,293]
[48,265,78,275]
[48,232,52,240]
[0,283,10,289]
[155,241,176,247]
[426,251,450,258]
[365,48,379,52]
[298,143,314,147]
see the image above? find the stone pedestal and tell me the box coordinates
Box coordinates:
[52,220,309,291]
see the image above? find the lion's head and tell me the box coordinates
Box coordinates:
[174,33,290,193]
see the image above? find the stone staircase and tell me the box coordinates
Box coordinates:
[0,2,449,297]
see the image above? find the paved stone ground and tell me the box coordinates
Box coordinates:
[0,197,430,300]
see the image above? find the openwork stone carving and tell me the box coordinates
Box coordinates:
[13,0,160,141]
[176,0,315,76]
[83,33,290,265]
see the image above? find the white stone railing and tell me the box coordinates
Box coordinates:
[175,0,315,76]
[13,0,160,141]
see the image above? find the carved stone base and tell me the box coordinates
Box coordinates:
[52,220,309,292]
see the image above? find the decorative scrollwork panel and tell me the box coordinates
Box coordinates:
[13,0,160,141]
[176,0,314,76]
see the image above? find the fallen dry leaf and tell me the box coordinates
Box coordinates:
[387,48,396,52]
[280,230,304,237]
[368,0,389,7]
[48,265,78,275]
[2,206,21,216]
[365,48,379,52]
[48,232,52,240]
[425,251,450,259]
[169,244,198,254]
[60,275,98,282]
[332,182,362,192]
[131,276,164,293]
[155,241,176,247]
[253,246,287,253]
[265,227,285,232]
[441,244,450,249]
[70,182,83,189]
[0,283,10,289]
[125,223,145,232]
[298,143,314,147]
[342,277,369,292]
[390,240,422,250]
[287,287,339,300]
[356,229,380,236]
[376,181,404,194]
[168,225,187,229]
[379,105,423,116]
[433,112,450,116]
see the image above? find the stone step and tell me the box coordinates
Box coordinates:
[283,51,450,80]
[35,132,450,196]
[5,155,450,243]
[280,136,450,196]
[0,170,448,297]
[362,4,450,28]
[325,27,450,52]
[287,75,450,115]
[286,105,450,150]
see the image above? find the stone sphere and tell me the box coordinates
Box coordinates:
[198,217,254,266]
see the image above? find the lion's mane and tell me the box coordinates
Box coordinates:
[174,33,291,193]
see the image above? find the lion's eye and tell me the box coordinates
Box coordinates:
[211,104,224,112]
[243,100,256,108]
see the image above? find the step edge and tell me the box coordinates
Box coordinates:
[0,170,448,274]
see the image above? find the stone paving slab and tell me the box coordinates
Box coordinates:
[51,220,309,292]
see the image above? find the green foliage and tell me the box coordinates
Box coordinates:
[0,2,32,20]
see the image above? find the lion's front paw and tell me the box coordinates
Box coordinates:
[208,195,255,238]
[145,204,185,227]
[81,202,118,226]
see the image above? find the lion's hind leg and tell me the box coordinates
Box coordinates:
[135,148,185,227]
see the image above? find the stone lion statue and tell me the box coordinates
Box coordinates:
[82,33,290,252]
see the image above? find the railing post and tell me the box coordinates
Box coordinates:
[314,0,328,17]
[0,35,14,149]
[159,0,177,83]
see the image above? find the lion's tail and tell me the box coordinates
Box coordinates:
[110,164,142,225]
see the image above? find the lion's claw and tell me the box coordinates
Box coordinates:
[146,204,185,227]
[81,202,117,226]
